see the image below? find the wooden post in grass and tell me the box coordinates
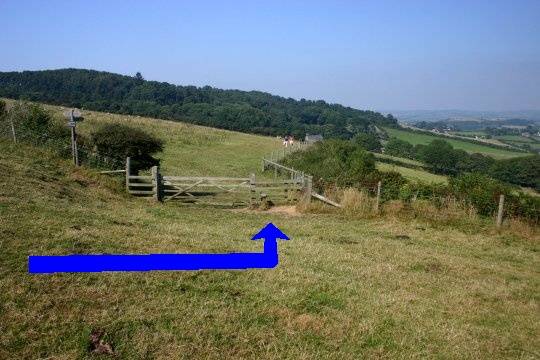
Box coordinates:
[375,181,382,213]
[304,175,312,203]
[496,194,505,228]
[152,166,162,202]
[250,173,257,206]
[125,157,131,192]
[9,115,17,143]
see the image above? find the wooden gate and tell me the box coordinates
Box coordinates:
[125,158,305,206]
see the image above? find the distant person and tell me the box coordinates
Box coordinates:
[283,135,289,147]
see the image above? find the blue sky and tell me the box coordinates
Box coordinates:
[1,0,539,111]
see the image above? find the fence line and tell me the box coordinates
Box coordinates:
[125,157,307,206]
[261,145,342,207]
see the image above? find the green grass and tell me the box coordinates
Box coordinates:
[385,127,526,159]
[373,152,425,167]
[38,104,282,177]
[373,152,448,184]
[376,162,448,184]
[495,135,536,143]
[450,130,488,137]
[1,105,539,359]
[1,138,539,359]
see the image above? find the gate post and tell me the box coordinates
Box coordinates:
[250,173,257,206]
[303,175,312,203]
[125,157,131,192]
[375,181,382,213]
[496,194,505,228]
[152,166,162,202]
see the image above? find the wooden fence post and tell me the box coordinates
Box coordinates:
[375,181,382,213]
[125,157,131,192]
[304,175,312,203]
[250,173,257,206]
[496,194,505,228]
[152,166,162,202]
[9,116,17,143]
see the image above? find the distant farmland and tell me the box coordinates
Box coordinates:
[384,127,526,159]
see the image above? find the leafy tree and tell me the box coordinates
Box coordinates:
[490,155,540,190]
[90,124,164,171]
[135,72,144,83]
[352,132,382,152]
[384,138,415,158]
[417,140,461,175]
[457,152,495,174]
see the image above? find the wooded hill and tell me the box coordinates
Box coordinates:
[0,69,397,138]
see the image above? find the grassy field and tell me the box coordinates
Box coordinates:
[450,130,488,137]
[1,129,539,359]
[376,162,448,184]
[3,99,283,178]
[373,152,425,167]
[495,135,536,143]
[385,127,526,159]
[371,153,449,184]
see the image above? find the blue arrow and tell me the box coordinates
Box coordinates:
[28,223,290,273]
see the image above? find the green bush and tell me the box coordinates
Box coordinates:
[449,173,510,216]
[490,155,540,191]
[3,102,71,152]
[89,123,164,171]
[352,132,382,152]
[383,138,415,159]
[283,139,377,189]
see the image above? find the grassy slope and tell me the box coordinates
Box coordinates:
[376,162,448,184]
[1,137,539,359]
[4,99,447,184]
[372,153,447,184]
[8,100,283,177]
[373,152,425,167]
[385,127,525,159]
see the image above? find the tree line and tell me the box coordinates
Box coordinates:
[384,138,539,190]
[0,69,398,139]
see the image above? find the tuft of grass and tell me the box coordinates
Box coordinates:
[340,188,375,217]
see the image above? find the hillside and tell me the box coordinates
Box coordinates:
[0,68,397,139]
[2,129,540,358]
[3,99,441,184]
[384,127,525,159]
[35,101,283,177]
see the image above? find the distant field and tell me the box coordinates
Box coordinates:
[450,130,487,137]
[373,152,425,167]
[376,162,447,184]
[385,127,525,159]
[495,135,536,143]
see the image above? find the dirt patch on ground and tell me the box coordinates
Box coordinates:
[267,205,301,216]
[233,205,301,217]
